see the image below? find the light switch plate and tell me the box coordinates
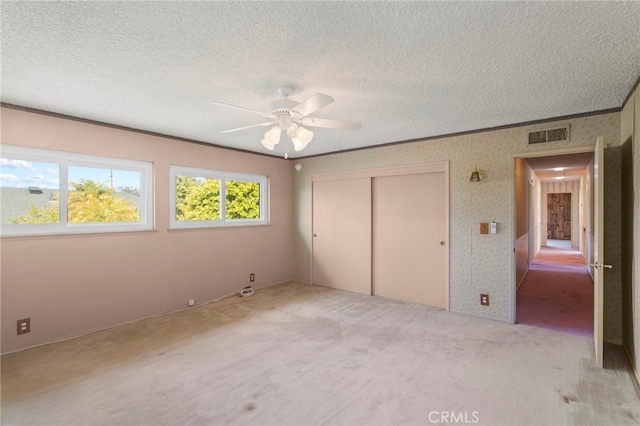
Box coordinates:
[480,223,489,234]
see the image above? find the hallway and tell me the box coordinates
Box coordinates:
[516,245,594,337]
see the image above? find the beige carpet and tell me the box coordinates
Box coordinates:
[2,281,639,425]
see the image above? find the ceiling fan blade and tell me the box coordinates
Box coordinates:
[301,117,362,131]
[291,93,334,118]
[221,121,275,133]
[211,102,271,118]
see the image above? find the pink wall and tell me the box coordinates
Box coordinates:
[1,107,293,353]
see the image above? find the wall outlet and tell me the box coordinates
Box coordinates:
[480,223,489,234]
[188,299,195,307]
[17,318,30,335]
[480,294,490,306]
[249,273,255,282]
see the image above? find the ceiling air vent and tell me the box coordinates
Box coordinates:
[527,125,570,145]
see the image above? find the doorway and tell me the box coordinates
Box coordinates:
[513,150,594,337]
[547,192,572,241]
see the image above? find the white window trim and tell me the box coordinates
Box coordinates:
[1,145,153,236]
[169,165,268,229]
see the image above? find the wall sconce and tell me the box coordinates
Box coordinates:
[469,167,484,182]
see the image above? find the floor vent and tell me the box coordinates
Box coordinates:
[527,125,570,145]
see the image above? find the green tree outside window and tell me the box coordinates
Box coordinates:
[9,179,139,224]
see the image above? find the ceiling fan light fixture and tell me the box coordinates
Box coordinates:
[213,88,360,155]
[292,126,314,151]
[261,126,281,150]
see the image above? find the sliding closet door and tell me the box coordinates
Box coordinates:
[372,172,447,308]
[312,178,371,295]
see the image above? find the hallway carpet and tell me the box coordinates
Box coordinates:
[517,246,593,337]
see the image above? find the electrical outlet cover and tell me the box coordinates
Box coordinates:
[17,318,30,335]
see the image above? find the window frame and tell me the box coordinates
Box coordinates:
[169,165,268,229]
[1,145,153,236]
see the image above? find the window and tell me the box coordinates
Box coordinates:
[1,145,153,236]
[170,165,268,228]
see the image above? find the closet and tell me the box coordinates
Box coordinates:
[311,163,449,309]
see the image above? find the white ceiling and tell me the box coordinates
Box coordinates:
[2,2,639,159]
[526,152,593,182]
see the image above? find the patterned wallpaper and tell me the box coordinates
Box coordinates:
[292,112,622,341]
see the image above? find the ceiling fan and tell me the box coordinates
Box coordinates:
[211,86,361,154]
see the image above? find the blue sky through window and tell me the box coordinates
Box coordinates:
[69,166,140,191]
[1,158,140,190]
[0,159,59,189]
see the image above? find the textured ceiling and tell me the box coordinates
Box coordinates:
[526,152,593,182]
[2,1,639,159]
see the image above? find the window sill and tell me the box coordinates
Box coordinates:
[0,228,160,240]
[167,223,271,232]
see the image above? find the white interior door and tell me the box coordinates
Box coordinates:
[312,178,371,295]
[591,136,609,368]
[372,172,448,308]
